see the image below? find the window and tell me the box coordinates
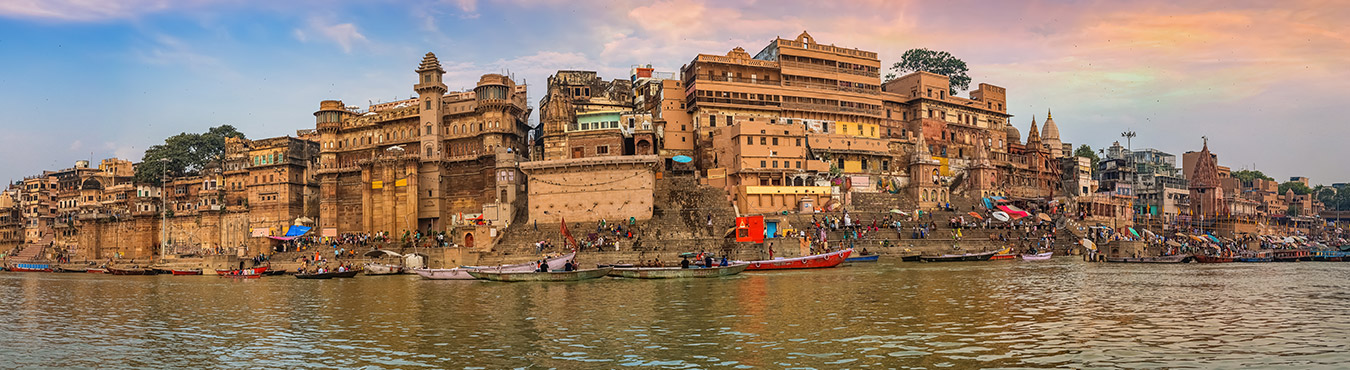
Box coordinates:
[746,136,753,145]
[426,125,432,135]
[760,160,766,168]
[709,116,716,127]
[772,138,779,145]
[425,100,431,109]
[597,146,609,154]
[772,161,778,168]
[760,137,766,145]
[795,161,801,169]
[796,138,802,146]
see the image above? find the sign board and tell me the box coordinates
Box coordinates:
[371,181,383,189]
[321,228,338,237]
[250,228,270,237]
[395,179,408,187]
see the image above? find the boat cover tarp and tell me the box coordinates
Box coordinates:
[267,225,312,241]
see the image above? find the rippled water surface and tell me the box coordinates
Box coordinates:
[3,259,1350,369]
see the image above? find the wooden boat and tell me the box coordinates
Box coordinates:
[7,263,53,272]
[918,250,998,262]
[1020,252,1054,261]
[108,267,157,275]
[295,270,360,279]
[844,254,879,263]
[463,252,576,272]
[1272,250,1308,262]
[364,263,403,275]
[216,266,269,278]
[170,269,203,275]
[899,253,922,262]
[264,269,286,276]
[609,263,749,279]
[740,249,852,270]
[990,248,1017,260]
[468,267,613,282]
[86,268,107,274]
[1105,254,1193,263]
[1193,255,1236,263]
[412,267,476,280]
[54,266,90,273]
[1237,256,1273,262]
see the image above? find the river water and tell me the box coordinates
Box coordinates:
[2,259,1349,369]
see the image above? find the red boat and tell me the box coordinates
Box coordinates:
[215,266,268,278]
[741,249,852,270]
[1194,255,1236,263]
[8,263,54,272]
[170,269,203,275]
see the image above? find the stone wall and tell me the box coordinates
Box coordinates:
[522,155,658,224]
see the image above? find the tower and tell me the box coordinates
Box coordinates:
[314,100,351,233]
[539,84,575,161]
[414,52,447,232]
[1188,137,1224,219]
[1042,109,1062,158]
[910,125,943,207]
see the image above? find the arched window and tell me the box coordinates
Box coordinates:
[425,100,431,109]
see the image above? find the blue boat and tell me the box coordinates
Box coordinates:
[845,255,879,263]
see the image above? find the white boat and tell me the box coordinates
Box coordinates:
[1020,252,1053,261]
[414,252,577,280]
[364,263,404,275]
[412,267,476,280]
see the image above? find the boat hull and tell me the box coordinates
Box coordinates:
[609,264,749,279]
[919,250,998,262]
[108,268,157,275]
[990,254,1017,260]
[899,254,921,262]
[216,266,269,277]
[1193,255,1236,263]
[741,249,852,270]
[1020,252,1053,261]
[295,270,359,279]
[1237,257,1273,262]
[170,269,203,275]
[1105,255,1193,263]
[8,264,53,272]
[844,255,879,263]
[468,267,613,282]
[364,263,403,275]
[413,268,476,280]
[464,252,576,273]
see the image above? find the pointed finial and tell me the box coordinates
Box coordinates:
[1047,109,1052,120]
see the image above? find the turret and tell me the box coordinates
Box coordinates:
[415,52,447,161]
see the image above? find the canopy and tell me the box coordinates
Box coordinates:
[1081,238,1097,251]
[1128,227,1139,237]
[364,249,404,258]
[671,155,693,163]
[266,225,312,241]
[967,211,984,220]
[982,198,993,209]
[1037,213,1052,222]
[992,211,1010,222]
[1166,240,1183,247]
[1207,235,1220,243]
[889,209,909,215]
[996,206,1029,219]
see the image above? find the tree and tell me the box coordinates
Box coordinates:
[134,125,246,185]
[1231,170,1274,184]
[1278,181,1312,196]
[886,48,971,95]
[1073,144,1100,174]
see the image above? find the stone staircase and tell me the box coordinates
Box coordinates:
[8,242,48,262]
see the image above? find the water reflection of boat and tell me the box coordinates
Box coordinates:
[740,249,851,270]
[1105,255,1193,263]
[108,267,157,275]
[468,267,612,282]
[1193,255,1236,263]
[918,250,997,262]
[609,264,748,279]
[295,270,359,279]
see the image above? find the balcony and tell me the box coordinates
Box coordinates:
[780,60,880,78]
[776,40,878,60]
[780,101,881,116]
[781,79,879,95]
[694,74,781,86]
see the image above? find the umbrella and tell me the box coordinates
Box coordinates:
[967,212,983,220]
[992,211,1010,222]
[1081,238,1097,251]
[1166,240,1182,247]
[672,155,693,163]
[1128,227,1139,237]
[1037,213,1051,222]
[889,209,908,215]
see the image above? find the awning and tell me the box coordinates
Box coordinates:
[267,225,312,241]
[1037,213,1052,222]
[968,212,983,220]
[364,249,403,258]
[996,205,1029,219]
[1081,238,1097,251]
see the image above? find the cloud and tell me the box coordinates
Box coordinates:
[295,17,368,53]
[454,0,479,19]
[134,33,231,74]
[0,0,196,21]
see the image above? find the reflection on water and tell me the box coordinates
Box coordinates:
[3,260,1349,369]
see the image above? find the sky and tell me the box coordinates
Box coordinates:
[1,0,1348,184]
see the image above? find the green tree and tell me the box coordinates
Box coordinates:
[134,125,245,185]
[1278,181,1312,196]
[1073,144,1100,174]
[1231,170,1274,184]
[886,48,971,95]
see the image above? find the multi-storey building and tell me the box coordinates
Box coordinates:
[315,52,531,243]
[537,70,656,161]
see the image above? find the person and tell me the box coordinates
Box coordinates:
[720,256,729,267]
[537,260,547,272]
[563,260,576,271]
[704,254,714,268]
[768,242,775,259]
[680,257,691,269]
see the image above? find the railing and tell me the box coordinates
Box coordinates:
[695,54,778,68]
[689,96,782,108]
[780,60,880,78]
[781,79,879,95]
[695,75,781,86]
[780,101,880,116]
[776,40,878,59]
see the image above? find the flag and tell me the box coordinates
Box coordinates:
[561,217,578,250]
[735,215,765,243]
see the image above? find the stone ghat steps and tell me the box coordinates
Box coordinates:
[9,241,49,262]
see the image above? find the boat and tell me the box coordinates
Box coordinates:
[1020,252,1054,261]
[1193,255,1236,263]
[412,267,477,280]
[609,263,749,279]
[53,266,90,273]
[739,249,852,270]
[844,254,879,263]
[170,269,203,275]
[899,253,921,262]
[1272,250,1309,262]
[1105,254,1193,263]
[216,266,269,278]
[918,250,998,262]
[7,263,53,272]
[86,268,107,274]
[108,267,157,275]
[468,267,613,282]
[364,263,403,275]
[990,247,1017,260]
[264,269,286,276]
[295,270,360,279]
[463,252,576,272]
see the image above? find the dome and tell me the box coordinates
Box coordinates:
[1042,109,1060,140]
[1004,124,1021,143]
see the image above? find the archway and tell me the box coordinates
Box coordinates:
[636,139,652,155]
[464,233,474,249]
